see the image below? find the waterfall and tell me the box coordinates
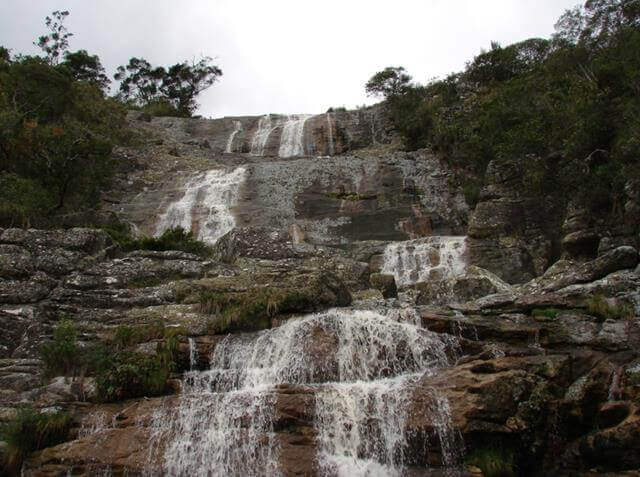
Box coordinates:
[155,167,246,244]
[149,308,461,476]
[250,115,275,156]
[225,120,242,153]
[188,337,198,371]
[381,236,467,286]
[278,114,311,157]
[326,112,335,155]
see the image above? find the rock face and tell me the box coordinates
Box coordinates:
[467,158,640,284]
[3,110,640,476]
[131,105,391,158]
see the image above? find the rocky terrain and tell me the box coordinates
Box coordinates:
[1,111,639,476]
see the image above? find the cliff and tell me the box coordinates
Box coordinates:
[1,110,639,476]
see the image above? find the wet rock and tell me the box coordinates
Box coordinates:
[597,401,631,429]
[369,273,397,298]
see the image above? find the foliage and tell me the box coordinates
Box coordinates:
[40,317,79,377]
[0,406,72,471]
[586,294,634,321]
[200,288,315,333]
[465,446,515,477]
[1,9,223,228]
[34,10,72,65]
[0,52,126,226]
[114,56,222,116]
[367,1,640,219]
[108,226,212,257]
[95,320,181,401]
[94,349,175,402]
[60,49,110,91]
[0,173,53,227]
[365,66,412,99]
[531,308,563,319]
[112,321,187,349]
[39,317,181,403]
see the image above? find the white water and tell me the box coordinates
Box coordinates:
[188,337,198,371]
[154,167,245,244]
[149,308,462,475]
[225,120,242,153]
[382,236,468,286]
[278,114,311,157]
[249,114,310,157]
[250,115,282,156]
[326,112,335,155]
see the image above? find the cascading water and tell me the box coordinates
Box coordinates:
[188,337,198,371]
[326,112,335,156]
[148,308,462,476]
[381,236,467,286]
[249,114,310,157]
[278,114,311,157]
[154,167,245,244]
[250,115,275,155]
[225,120,242,153]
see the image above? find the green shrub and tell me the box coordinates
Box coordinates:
[586,294,634,321]
[111,321,187,350]
[465,446,515,477]
[40,317,79,377]
[0,173,54,227]
[462,181,481,208]
[0,406,72,471]
[199,289,315,334]
[531,308,562,319]
[94,347,175,402]
[106,226,211,257]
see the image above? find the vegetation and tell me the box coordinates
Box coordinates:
[366,1,640,215]
[114,56,222,117]
[0,10,221,229]
[586,293,634,321]
[465,445,515,477]
[39,317,181,402]
[200,288,317,333]
[40,317,79,377]
[112,321,187,349]
[0,406,72,471]
[105,226,212,257]
[531,308,563,319]
[94,343,177,402]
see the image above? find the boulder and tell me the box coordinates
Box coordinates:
[369,273,397,298]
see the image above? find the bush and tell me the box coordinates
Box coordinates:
[1,406,72,471]
[465,446,515,477]
[586,294,634,321]
[94,345,176,402]
[531,308,563,319]
[105,226,211,257]
[111,321,187,349]
[0,173,54,227]
[200,288,315,334]
[40,317,79,377]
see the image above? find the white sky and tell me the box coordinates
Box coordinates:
[1,0,579,118]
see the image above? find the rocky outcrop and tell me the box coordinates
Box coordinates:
[467,158,640,284]
[128,105,391,158]
[4,108,640,475]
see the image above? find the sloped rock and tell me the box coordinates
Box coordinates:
[369,273,397,298]
[597,401,631,429]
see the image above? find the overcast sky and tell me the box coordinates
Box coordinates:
[1,1,579,118]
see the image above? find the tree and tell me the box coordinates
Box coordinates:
[162,57,222,115]
[114,56,222,116]
[61,49,110,91]
[365,66,412,99]
[34,10,72,65]
[114,57,165,105]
